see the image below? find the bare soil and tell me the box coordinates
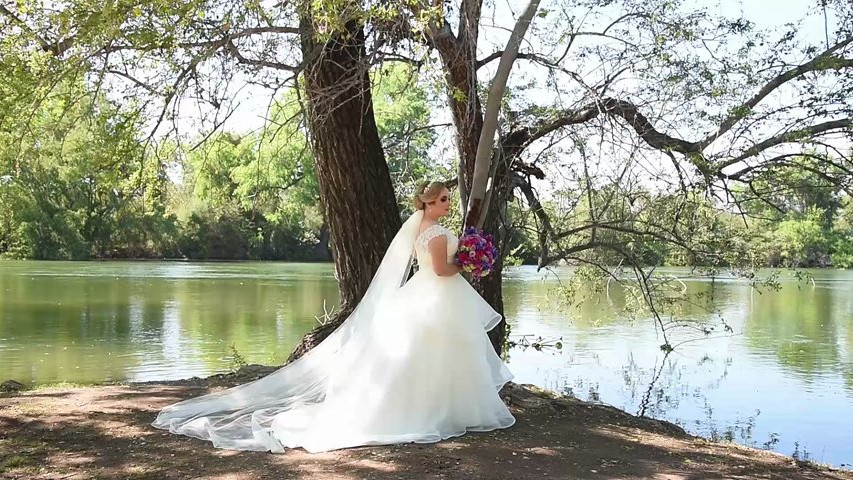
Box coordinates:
[1,366,850,480]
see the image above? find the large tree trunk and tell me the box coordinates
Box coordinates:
[475,208,508,352]
[431,28,483,201]
[428,23,509,355]
[465,0,540,229]
[456,1,540,354]
[287,18,400,363]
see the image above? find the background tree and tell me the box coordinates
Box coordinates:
[393,0,852,350]
[3,0,852,355]
[0,79,174,259]
[0,2,406,351]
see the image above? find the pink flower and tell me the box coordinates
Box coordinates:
[455,227,500,278]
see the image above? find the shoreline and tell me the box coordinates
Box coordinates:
[1,366,851,479]
[3,258,853,270]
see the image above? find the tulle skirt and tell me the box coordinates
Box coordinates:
[153,270,514,453]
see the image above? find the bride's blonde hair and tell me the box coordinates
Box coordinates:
[413,180,446,210]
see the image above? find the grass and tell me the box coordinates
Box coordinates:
[0,437,49,475]
[28,380,129,391]
[0,454,29,472]
[30,381,88,390]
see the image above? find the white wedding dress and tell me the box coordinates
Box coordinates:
[152,210,515,453]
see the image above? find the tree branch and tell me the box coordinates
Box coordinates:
[105,69,157,93]
[0,4,74,55]
[697,35,853,148]
[225,40,300,71]
[512,174,552,266]
[383,122,452,150]
[720,118,853,171]
[6,15,301,58]
[505,98,702,160]
[506,94,851,185]
[499,35,852,180]
[477,32,637,69]
[465,0,541,228]
[477,51,553,69]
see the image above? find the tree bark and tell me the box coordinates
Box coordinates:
[427,20,513,354]
[429,23,483,200]
[425,22,512,354]
[465,0,541,228]
[287,18,400,363]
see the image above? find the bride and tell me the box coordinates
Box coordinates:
[153,181,515,453]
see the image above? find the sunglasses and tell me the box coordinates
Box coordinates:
[428,195,449,205]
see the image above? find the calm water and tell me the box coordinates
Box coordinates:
[1,261,851,467]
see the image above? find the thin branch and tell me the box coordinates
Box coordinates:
[720,118,853,171]
[477,51,554,69]
[383,122,453,150]
[104,69,157,93]
[477,32,636,69]
[225,40,300,71]
[697,35,853,148]
[512,174,552,266]
[0,4,54,53]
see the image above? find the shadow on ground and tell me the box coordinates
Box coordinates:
[1,374,850,480]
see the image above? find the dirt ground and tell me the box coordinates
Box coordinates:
[1,367,851,480]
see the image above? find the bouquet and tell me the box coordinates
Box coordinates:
[455,226,499,277]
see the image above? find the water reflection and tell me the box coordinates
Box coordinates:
[0,261,851,466]
[501,267,853,467]
[745,283,841,380]
[0,261,339,384]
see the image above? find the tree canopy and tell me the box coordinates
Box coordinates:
[2,0,851,348]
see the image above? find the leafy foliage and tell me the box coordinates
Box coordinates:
[0,65,443,260]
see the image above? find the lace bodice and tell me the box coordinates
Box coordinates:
[414,224,458,271]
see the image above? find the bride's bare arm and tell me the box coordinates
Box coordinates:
[428,236,463,276]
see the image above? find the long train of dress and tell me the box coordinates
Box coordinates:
[152,212,515,452]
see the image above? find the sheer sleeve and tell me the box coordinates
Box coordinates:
[416,224,447,251]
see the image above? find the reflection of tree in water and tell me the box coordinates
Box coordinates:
[690,401,811,461]
[168,270,339,368]
[514,268,853,465]
[744,282,842,382]
[620,352,698,419]
[0,268,146,384]
[561,378,601,404]
[845,356,853,393]
[546,270,740,419]
[636,352,677,418]
[555,337,810,461]
[0,263,341,384]
[545,266,743,354]
[835,282,853,393]
[697,399,759,445]
[619,351,788,452]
